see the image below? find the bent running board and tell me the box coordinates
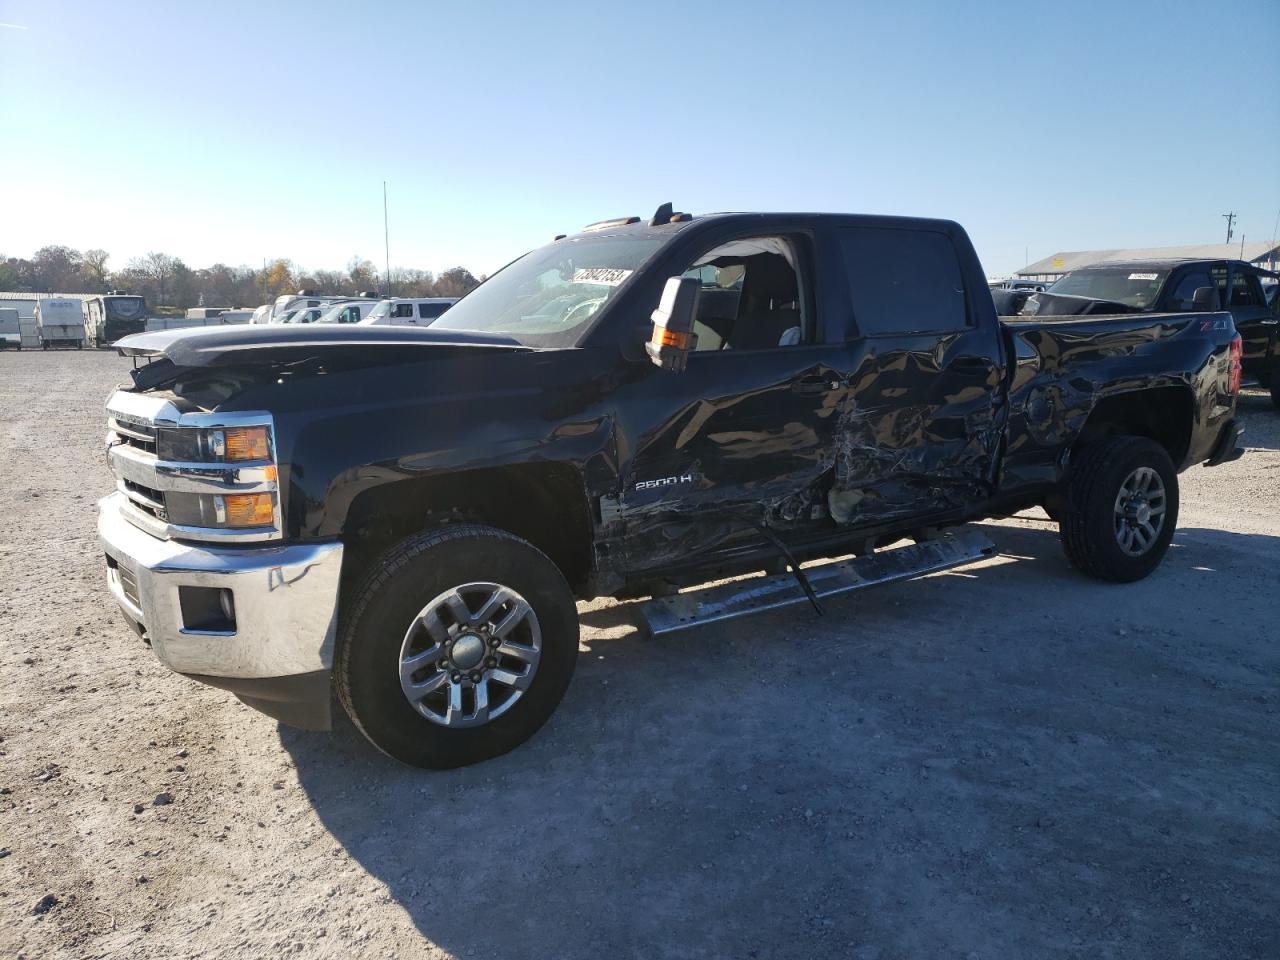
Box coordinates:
[636,527,996,637]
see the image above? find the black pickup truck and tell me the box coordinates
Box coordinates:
[1017,258,1279,407]
[98,207,1245,768]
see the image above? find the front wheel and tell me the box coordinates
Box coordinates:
[335,524,579,768]
[1059,435,1179,582]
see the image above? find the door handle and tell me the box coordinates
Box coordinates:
[792,375,842,395]
[949,356,991,376]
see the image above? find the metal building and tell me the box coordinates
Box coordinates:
[1016,241,1280,283]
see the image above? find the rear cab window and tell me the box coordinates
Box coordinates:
[836,227,967,335]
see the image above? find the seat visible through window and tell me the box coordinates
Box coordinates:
[682,237,804,351]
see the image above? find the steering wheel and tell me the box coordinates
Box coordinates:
[563,297,605,327]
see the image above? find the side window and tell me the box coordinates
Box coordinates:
[679,236,805,352]
[341,306,360,323]
[1230,271,1263,307]
[1210,265,1228,305]
[392,303,414,318]
[418,302,448,319]
[837,227,967,335]
[1168,271,1213,310]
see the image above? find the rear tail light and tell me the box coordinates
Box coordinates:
[1228,334,1242,394]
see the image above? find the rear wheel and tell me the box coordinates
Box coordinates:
[1059,435,1179,582]
[336,524,579,768]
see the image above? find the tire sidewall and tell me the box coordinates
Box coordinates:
[1081,439,1179,582]
[339,528,579,768]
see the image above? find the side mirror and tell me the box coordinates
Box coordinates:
[1192,286,1221,311]
[646,276,699,372]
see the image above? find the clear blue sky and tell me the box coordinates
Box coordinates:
[2,0,1278,278]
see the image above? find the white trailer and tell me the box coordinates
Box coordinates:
[34,298,87,349]
[0,307,21,350]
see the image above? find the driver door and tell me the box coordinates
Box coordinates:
[613,235,848,572]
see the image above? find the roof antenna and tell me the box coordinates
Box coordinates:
[650,202,674,226]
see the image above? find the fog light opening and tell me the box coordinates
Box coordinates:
[179,585,238,633]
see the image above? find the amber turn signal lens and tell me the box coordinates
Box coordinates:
[654,328,690,350]
[224,426,270,461]
[221,493,274,527]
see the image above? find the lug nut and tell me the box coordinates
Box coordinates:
[489,638,501,648]
[450,672,460,682]
[486,658,496,668]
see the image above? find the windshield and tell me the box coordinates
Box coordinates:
[105,296,145,319]
[316,302,355,323]
[430,235,666,346]
[1046,268,1168,308]
[367,300,393,320]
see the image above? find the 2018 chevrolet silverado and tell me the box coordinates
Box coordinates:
[1017,258,1280,408]
[98,207,1246,768]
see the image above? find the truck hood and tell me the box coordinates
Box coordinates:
[115,324,531,369]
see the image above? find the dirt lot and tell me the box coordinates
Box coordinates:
[1,349,1277,960]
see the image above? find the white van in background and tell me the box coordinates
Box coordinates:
[249,304,273,325]
[315,299,380,324]
[358,297,457,327]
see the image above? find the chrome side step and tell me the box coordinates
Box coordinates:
[635,527,996,637]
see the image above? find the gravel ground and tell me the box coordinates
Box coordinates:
[1,349,1277,960]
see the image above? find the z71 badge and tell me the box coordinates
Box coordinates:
[635,473,694,492]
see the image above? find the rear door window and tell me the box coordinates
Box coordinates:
[836,227,967,335]
[418,302,449,320]
[1167,271,1214,310]
[1230,270,1264,306]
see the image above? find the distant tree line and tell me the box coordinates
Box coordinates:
[0,246,483,310]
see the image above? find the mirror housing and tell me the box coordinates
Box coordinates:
[646,276,700,372]
[1192,286,1221,311]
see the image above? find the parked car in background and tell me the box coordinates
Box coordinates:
[35,297,87,349]
[98,207,1243,768]
[271,290,337,323]
[0,307,21,349]
[315,299,381,324]
[1021,259,1280,408]
[250,304,274,325]
[218,309,254,325]
[85,293,147,346]
[358,297,457,326]
[991,287,1037,316]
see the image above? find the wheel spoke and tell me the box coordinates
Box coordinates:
[498,640,539,665]
[445,681,466,725]
[404,670,449,698]
[442,591,475,627]
[492,598,532,638]
[490,666,533,691]
[419,607,453,646]
[400,644,447,676]
[471,679,490,724]
[472,585,515,625]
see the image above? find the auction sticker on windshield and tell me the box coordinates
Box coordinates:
[1128,273,1159,281]
[571,267,632,286]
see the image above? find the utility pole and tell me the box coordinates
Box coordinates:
[1223,211,1236,245]
[383,181,391,298]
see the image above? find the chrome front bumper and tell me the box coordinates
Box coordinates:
[98,491,343,728]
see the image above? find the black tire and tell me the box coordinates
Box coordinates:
[1059,435,1179,583]
[336,524,579,769]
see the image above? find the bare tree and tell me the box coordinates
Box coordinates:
[80,249,111,290]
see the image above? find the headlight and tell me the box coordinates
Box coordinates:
[156,426,272,463]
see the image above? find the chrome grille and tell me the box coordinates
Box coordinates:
[104,390,281,543]
[108,416,157,454]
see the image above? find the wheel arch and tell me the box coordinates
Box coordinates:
[339,462,596,597]
[1074,385,1194,467]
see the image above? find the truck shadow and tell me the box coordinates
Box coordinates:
[279,520,1280,959]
